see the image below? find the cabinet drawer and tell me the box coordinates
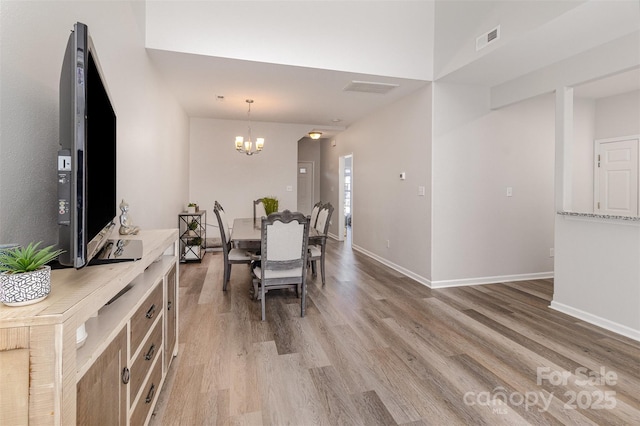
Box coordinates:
[130,282,163,352]
[130,318,162,404]
[130,356,162,426]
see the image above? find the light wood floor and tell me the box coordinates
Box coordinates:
[151,238,640,425]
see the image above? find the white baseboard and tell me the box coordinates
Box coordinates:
[430,272,554,289]
[550,301,640,342]
[351,244,432,287]
[350,243,553,290]
[327,232,340,241]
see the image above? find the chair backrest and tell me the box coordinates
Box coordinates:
[253,199,265,222]
[213,205,231,250]
[314,203,334,235]
[214,201,224,212]
[310,202,322,228]
[260,210,310,278]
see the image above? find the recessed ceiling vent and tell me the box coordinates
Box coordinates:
[476,25,500,51]
[343,80,399,94]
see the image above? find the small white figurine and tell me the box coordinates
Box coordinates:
[119,199,140,235]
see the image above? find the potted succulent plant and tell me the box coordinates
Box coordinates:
[187,219,199,236]
[187,203,197,213]
[0,242,64,306]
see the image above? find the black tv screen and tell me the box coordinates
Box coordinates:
[57,22,116,268]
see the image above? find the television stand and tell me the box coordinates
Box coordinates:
[0,229,178,425]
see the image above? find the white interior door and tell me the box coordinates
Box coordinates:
[594,137,639,216]
[297,161,314,215]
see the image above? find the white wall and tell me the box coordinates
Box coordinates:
[432,84,555,285]
[0,1,189,247]
[320,86,433,283]
[595,89,640,140]
[145,0,434,80]
[189,118,309,239]
[552,217,640,340]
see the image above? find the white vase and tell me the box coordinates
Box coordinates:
[0,265,51,306]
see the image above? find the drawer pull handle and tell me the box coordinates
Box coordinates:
[146,304,156,319]
[145,344,156,361]
[121,367,130,384]
[167,301,172,311]
[145,383,156,404]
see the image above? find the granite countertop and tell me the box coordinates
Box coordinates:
[557,211,640,222]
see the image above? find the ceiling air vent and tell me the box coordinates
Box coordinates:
[343,80,399,94]
[476,25,500,51]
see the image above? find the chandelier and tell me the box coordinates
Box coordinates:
[235,99,264,156]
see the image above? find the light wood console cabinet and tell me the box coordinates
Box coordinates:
[0,229,179,425]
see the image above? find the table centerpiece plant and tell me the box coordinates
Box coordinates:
[0,242,64,306]
[262,197,279,215]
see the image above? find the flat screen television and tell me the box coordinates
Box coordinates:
[57,22,117,268]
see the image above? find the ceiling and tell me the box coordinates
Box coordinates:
[148,46,639,140]
[147,48,429,139]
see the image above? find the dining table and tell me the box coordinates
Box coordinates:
[231,217,321,250]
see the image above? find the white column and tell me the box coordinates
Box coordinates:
[555,87,574,211]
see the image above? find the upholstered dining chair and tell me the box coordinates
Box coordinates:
[309,203,334,286]
[213,203,252,291]
[252,210,310,321]
[310,201,323,229]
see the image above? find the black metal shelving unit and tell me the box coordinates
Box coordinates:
[178,210,206,263]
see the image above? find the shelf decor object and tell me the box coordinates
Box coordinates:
[186,203,197,213]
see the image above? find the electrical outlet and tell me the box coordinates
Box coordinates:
[549,248,554,258]
[386,239,390,248]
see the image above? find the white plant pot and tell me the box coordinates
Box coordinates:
[0,265,51,306]
[187,206,196,213]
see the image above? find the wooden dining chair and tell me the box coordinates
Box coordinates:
[309,203,334,286]
[252,210,310,321]
[253,198,265,222]
[213,203,252,291]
